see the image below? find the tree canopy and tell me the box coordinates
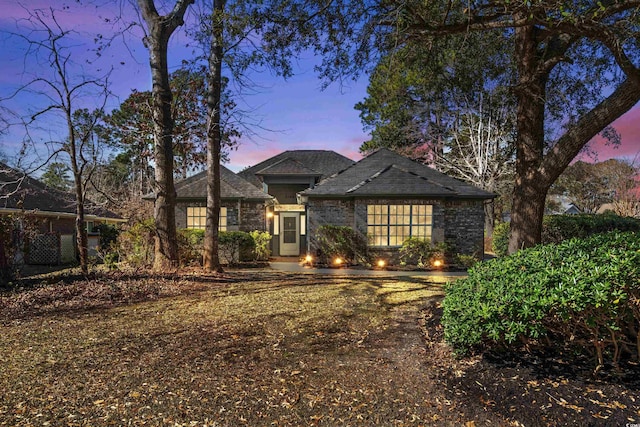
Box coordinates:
[329,0,640,253]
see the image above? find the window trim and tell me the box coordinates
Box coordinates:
[186,206,227,231]
[367,204,433,247]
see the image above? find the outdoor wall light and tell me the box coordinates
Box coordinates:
[266,211,274,219]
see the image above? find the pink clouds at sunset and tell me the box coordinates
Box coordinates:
[578,105,640,162]
[1,1,639,175]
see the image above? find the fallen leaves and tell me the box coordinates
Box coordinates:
[2,271,639,426]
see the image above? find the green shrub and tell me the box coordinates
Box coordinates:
[177,228,205,266]
[0,216,17,286]
[117,219,155,268]
[398,238,448,268]
[95,223,120,266]
[249,230,271,261]
[442,231,640,367]
[542,213,640,244]
[314,225,370,265]
[492,214,640,257]
[491,222,510,257]
[455,254,479,269]
[219,231,255,265]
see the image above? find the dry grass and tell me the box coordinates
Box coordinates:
[1,270,463,426]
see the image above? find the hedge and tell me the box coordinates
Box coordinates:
[492,213,640,257]
[443,231,640,367]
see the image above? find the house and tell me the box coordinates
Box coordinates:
[174,149,494,261]
[172,164,274,232]
[238,150,354,256]
[0,162,125,264]
[298,148,495,260]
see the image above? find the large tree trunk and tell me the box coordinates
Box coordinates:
[507,22,640,254]
[74,183,88,274]
[508,23,549,254]
[203,0,224,272]
[137,0,193,270]
[150,35,179,270]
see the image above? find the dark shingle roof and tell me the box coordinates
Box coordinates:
[238,150,354,187]
[174,165,272,201]
[300,148,496,199]
[255,157,322,177]
[0,162,122,219]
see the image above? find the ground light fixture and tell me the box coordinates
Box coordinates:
[304,254,313,264]
[432,259,443,268]
[333,257,343,266]
[376,259,386,269]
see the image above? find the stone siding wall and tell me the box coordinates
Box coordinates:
[177,200,266,232]
[306,197,485,261]
[306,198,354,254]
[443,199,485,258]
[239,201,267,232]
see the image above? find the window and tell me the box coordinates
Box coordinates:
[300,214,306,235]
[367,204,432,247]
[186,206,227,231]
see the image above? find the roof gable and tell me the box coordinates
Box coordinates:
[174,165,272,201]
[301,148,495,199]
[346,165,458,196]
[238,150,354,187]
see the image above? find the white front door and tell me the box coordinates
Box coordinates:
[279,212,300,256]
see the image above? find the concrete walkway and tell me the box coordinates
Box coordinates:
[269,261,468,279]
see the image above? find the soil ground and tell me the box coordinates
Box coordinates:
[1,269,638,426]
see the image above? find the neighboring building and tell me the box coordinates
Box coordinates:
[299,148,495,260]
[171,165,274,233]
[0,162,125,264]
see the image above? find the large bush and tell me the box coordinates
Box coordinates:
[177,228,205,266]
[314,225,370,265]
[94,223,120,267]
[443,231,640,367]
[398,238,448,268]
[249,230,271,261]
[218,231,255,265]
[492,213,640,256]
[117,219,155,268]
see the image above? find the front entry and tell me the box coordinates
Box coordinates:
[279,212,300,256]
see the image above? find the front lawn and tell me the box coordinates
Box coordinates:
[1,270,454,426]
[1,270,638,426]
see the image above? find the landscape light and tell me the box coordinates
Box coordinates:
[433,259,443,268]
[333,257,343,266]
[305,254,313,263]
[377,259,386,268]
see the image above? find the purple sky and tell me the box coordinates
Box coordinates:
[1,1,638,174]
[0,1,366,172]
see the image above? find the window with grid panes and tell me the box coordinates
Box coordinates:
[367,204,432,247]
[186,206,227,231]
